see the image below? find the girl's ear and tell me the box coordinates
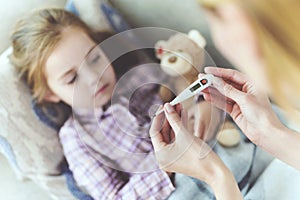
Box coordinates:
[43,89,60,103]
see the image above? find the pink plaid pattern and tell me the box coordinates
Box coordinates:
[59,85,175,200]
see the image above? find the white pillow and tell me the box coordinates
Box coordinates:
[0,47,75,199]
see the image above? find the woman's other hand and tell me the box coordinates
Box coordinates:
[203,67,284,147]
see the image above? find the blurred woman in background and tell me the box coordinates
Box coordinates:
[150,0,300,199]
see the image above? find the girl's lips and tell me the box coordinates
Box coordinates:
[95,84,109,96]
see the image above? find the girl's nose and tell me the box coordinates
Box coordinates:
[81,65,99,88]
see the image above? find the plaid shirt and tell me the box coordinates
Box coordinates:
[59,82,175,200]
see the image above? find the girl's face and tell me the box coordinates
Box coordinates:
[44,28,116,109]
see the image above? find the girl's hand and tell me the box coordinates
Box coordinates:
[202,67,284,146]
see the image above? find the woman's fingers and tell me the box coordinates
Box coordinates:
[199,68,246,106]
[210,76,247,106]
[161,115,171,143]
[181,108,188,129]
[150,106,166,150]
[205,67,249,86]
[195,120,205,139]
[150,103,185,148]
[150,106,164,133]
[204,92,235,114]
[202,87,234,113]
[164,103,184,134]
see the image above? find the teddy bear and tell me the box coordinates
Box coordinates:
[154,30,240,147]
[154,29,206,108]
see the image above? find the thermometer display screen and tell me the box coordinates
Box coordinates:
[190,83,201,92]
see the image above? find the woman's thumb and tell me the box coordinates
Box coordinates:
[164,103,182,133]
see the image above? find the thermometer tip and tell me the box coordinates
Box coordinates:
[152,108,164,118]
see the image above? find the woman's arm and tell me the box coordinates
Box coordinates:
[191,143,243,200]
[205,160,243,200]
[260,123,300,171]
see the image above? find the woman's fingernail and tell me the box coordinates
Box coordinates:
[165,103,174,113]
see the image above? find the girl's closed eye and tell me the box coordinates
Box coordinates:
[91,54,101,64]
[66,73,77,85]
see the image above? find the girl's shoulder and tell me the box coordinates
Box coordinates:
[58,114,76,138]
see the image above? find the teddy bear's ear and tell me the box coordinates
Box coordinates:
[188,30,207,48]
[154,40,168,59]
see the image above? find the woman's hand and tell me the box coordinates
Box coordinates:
[202,67,284,147]
[203,67,300,170]
[187,101,223,141]
[150,103,243,199]
[150,103,224,183]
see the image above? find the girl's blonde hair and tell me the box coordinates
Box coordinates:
[10,8,111,103]
[198,0,300,120]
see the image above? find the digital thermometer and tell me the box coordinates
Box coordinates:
[154,74,214,116]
